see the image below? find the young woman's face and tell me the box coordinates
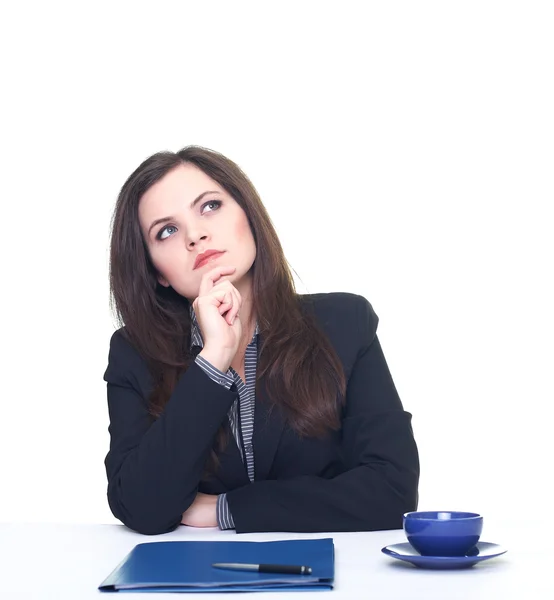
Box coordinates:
[138,164,257,301]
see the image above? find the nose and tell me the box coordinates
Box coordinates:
[186,231,208,249]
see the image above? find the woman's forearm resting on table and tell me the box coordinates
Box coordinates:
[191,407,417,534]
[105,350,239,535]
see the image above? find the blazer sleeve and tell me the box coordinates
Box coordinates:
[225,297,420,533]
[103,331,238,535]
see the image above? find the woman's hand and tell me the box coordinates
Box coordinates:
[181,492,218,527]
[193,266,243,372]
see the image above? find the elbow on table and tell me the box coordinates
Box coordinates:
[381,473,419,530]
[126,517,181,536]
[361,490,417,532]
[393,486,419,526]
[107,484,190,536]
[360,463,419,531]
[109,501,183,535]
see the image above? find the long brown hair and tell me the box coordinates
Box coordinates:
[109,146,346,465]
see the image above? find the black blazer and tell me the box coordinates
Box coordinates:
[104,292,419,535]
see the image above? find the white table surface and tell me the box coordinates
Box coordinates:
[0,518,551,599]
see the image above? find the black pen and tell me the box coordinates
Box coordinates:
[212,562,312,575]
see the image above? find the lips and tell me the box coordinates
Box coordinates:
[193,250,225,270]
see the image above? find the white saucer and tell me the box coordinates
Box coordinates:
[381,542,507,569]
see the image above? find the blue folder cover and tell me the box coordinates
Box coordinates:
[99,538,335,592]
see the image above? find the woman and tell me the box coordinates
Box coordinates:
[104,145,419,535]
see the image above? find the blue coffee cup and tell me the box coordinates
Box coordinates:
[403,511,483,556]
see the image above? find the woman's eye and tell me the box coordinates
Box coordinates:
[202,200,222,213]
[158,225,177,241]
[156,201,221,241]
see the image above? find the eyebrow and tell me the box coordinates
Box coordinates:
[147,190,221,237]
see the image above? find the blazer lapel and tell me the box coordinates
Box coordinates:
[191,344,249,490]
[205,336,286,487]
[212,420,250,490]
[253,375,285,481]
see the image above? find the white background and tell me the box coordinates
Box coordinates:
[0,1,552,526]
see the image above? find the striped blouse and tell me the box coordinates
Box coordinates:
[190,307,259,530]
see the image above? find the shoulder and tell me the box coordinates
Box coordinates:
[300,291,375,311]
[298,292,379,366]
[104,327,152,391]
[299,292,378,334]
[107,327,143,364]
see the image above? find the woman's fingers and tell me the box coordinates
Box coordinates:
[198,266,237,297]
[221,288,239,325]
[218,290,234,316]
[195,265,242,325]
[227,288,242,325]
[219,287,241,324]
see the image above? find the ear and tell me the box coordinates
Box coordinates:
[157,274,170,287]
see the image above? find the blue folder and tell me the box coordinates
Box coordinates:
[99,538,335,592]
